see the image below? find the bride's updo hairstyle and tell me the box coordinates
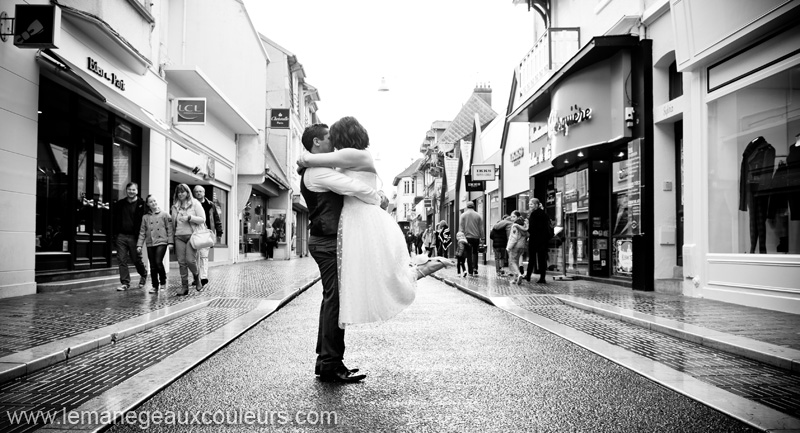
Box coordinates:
[330,116,370,150]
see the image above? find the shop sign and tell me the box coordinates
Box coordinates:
[87,57,125,91]
[175,98,206,125]
[464,175,484,192]
[548,106,592,138]
[470,164,495,181]
[424,198,432,208]
[509,147,525,166]
[12,4,61,49]
[270,109,290,128]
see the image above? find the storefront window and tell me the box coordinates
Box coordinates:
[242,194,266,254]
[708,65,800,255]
[212,187,227,246]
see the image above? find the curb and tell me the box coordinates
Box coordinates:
[40,276,321,433]
[0,297,214,385]
[556,295,800,373]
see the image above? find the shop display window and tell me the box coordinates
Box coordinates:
[708,65,800,255]
[212,187,227,246]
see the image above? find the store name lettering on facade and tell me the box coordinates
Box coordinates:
[509,147,525,166]
[87,57,125,91]
[548,106,592,137]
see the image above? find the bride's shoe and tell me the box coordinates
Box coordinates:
[415,256,455,280]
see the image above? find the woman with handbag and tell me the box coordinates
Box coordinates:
[136,195,174,294]
[171,183,206,295]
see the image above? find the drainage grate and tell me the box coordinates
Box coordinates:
[520,303,800,418]
[208,298,261,309]
[510,295,563,306]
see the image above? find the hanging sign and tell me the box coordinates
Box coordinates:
[470,164,495,181]
[464,175,484,192]
[13,5,61,49]
[174,98,207,125]
[270,109,290,128]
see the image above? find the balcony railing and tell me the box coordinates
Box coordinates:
[517,28,580,101]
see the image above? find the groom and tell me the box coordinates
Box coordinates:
[299,123,380,383]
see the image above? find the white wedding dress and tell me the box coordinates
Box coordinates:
[337,169,417,328]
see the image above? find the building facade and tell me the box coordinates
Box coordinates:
[0,0,267,297]
[671,0,800,312]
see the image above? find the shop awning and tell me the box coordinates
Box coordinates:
[507,35,640,123]
[37,50,196,151]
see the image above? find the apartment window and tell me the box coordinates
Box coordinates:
[404,179,415,195]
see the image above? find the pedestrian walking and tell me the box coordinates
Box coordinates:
[171,183,206,295]
[136,195,173,294]
[193,185,223,287]
[490,214,513,277]
[455,231,470,277]
[112,182,148,291]
[506,211,529,284]
[405,230,416,255]
[459,201,484,276]
[422,227,435,257]
[414,230,424,255]
[262,224,277,260]
[524,198,552,284]
[437,221,452,258]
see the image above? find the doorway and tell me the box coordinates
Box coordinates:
[35,77,140,273]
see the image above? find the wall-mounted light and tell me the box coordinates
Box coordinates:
[577,151,584,158]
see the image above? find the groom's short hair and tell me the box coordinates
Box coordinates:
[301,123,329,151]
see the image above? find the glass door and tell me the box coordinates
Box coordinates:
[74,132,112,269]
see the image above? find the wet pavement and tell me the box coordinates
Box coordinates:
[0,260,320,357]
[107,278,756,432]
[1,258,799,431]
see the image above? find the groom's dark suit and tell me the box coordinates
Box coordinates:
[300,167,379,376]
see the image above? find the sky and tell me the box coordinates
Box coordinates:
[243,0,537,193]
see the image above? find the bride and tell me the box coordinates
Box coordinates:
[299,116,451,328]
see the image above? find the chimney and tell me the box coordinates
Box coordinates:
[474,82,491,106]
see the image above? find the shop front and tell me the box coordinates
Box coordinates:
[33,48,185,278]
[673,0,800,311]
[507,35,654,287]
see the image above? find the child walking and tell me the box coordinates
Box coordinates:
[455,231,471,277]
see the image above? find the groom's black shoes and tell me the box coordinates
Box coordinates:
[318,369,366,383]
[315,365,359,375]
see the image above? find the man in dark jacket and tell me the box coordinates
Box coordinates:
[193,185,223,286]
[524,198,551,284]
[112,182,147,291]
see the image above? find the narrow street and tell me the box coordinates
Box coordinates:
[105,274,753,432]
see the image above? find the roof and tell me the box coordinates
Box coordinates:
[438,93,498,152]
[392,159,423,186]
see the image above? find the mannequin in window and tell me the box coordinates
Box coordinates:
[768,158,789,253]
[739,136,775,253]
